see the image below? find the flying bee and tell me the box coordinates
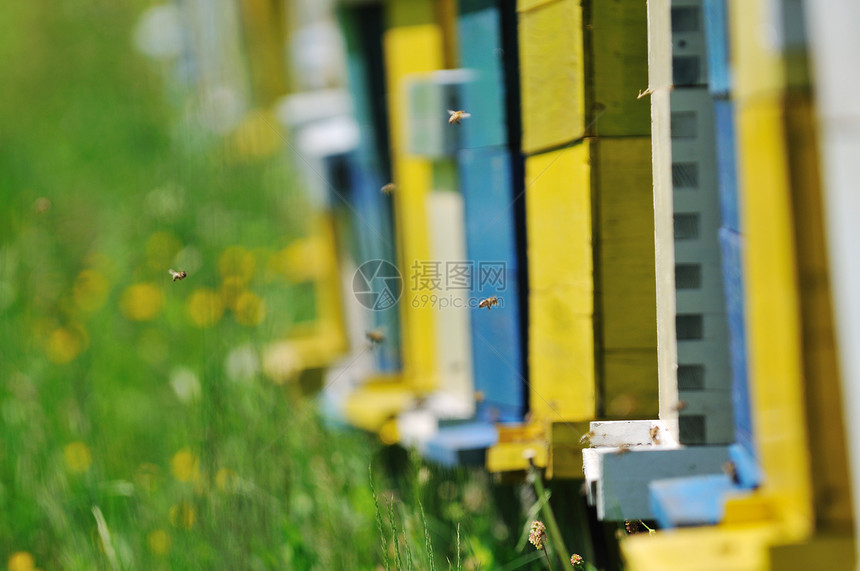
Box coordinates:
[672,400,688,412]
[381,183,396,195]
[366,328,386,346]
[578,431,595,446]
[169,269,187,282]
[33,197,52,213]
[478,296,499,311]
[447,109,471,125]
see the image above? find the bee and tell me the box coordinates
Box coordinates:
[447,109,471,125]
[578,430,594,446]
[381,183,396,195]
[636,87,653,100]
[649,425,661,444]
[34,197,52,213]
[366,329,386,346]
[478,296,499,311]
[615,444,631,456]
[168,269,188,282]
[672,400,688,412]
[722,461,740,484]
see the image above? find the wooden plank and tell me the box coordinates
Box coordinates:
[486,438,548,472]
[719,228,753,454]
[649,474,738,527]
[306,214,348,368]
[590,0,650,136]
[427,190,474,411]
[457,3,507,148]
[547,420,593,479]
[424,421,499,466]
[735,93,812,536]
[459,147,519,266]
[603,352,659,419]
[784,94,853,530]
[343,379,416,431]
[807,0,860,549]
[596,137,659,418]
[770,535,857,571]
[527,144,592,296]
[646,0,682,431]
[339,6,402,374]
[518,0,585,153]
[383,9,444,393]
[459,148,524,421]
[621,523,777,571]
[526,144,595,421]
[598,446,731,520]
[729,0,786,101]
[530,289,595,420]
[714,99,740,232]
[669,86,735,444]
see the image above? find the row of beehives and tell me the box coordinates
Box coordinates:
[316,1,860,569]
[161,0,860,568]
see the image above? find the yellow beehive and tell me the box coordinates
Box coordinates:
[622,0,855,566]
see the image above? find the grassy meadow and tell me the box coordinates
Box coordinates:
[0,2,565,570]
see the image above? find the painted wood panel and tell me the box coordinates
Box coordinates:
[517,0,585,153]
[526,143,595,420]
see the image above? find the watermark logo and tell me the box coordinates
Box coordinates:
[353,260,403,311]
[354,259,508,311]
[409,261,506,293]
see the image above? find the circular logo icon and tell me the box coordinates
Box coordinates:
[353,260,402,311]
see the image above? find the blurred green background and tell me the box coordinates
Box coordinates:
[0,3,536,569]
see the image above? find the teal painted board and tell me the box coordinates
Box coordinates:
[457,4,507,149]
[703,0,731,96]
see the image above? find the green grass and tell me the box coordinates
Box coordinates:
[0,3,544,570]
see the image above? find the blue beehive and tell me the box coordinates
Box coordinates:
[460,147,524,422]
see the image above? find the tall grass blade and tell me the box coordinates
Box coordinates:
[370,466,392,571]
[389,497,404,570]
[419,500,437,571]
